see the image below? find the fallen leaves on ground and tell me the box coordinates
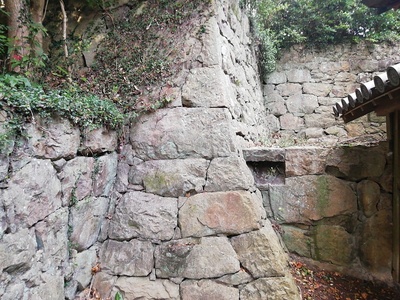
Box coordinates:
[289,258,400,300]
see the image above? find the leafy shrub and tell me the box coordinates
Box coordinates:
[242,0,400,75]
[0,74,124,152]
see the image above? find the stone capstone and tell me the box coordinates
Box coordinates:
[155,236,240,279]
[130,108,236,160]
[100,239,154,276]
[108,191,177,241]
[179,191,264,237]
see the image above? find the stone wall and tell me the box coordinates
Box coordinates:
[243,143,393,282]
[263,43,400,146]
[0,1,300,299]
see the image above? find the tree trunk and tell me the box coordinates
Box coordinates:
[30,0,46,50]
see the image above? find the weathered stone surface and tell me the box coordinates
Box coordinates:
[70,197,109,251]
[314,225,355,265]
[73,247,97,290]
[155,236,240,279]
[0,228,36,273]
[216,269,253,286]
[59,157,94,205]
[80,127,117,154]
[34,208,69,268]
[113,277,179,300]
[93,152,118,197]
[287,69,311,83]
[357,180,380,217]
[326,146,386,180]
[265,91,287,116]
[286,94,319,115]
[280,113,304,130]
[130,108,236,160]
[29,273,65,300]
[92,273,117,300]
[204,156,254,191]
[285,147,329,176]
[181,280,239,300]
[26,116,80,159]
[200,17,222,67]
[0,154,8,182]
[242,147,285,162]
[303,83,332,97]
[1,159,62,229]
[182,66,236,110]
[266,71,287,84]
[109,191,177,241]
[129,159,208,197]
[360,210,392,278]
[231,224,288,278]
[240,277,300,300]
[281,225,312,258]
[269,175,357,223]
[100,239,154,276]
[179,191,264,237]
[276,83,302,96]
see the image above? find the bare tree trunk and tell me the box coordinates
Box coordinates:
[30,0,46,49]
[4,0,29,71]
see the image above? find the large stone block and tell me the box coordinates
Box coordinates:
[179,191,264,237]
[1,159,62,229]
[204,156,254,191]
[113,277,179,300]
[286,69,311,83]
[108,191,177,241]
[26,116,80,160]
[129,159,208,197]
[360,210,392,279]
[269,175,357,223]
[181,280,239,300]
[80,127,117,154]
[231,224,289,278]
[242,147,285,162]
[100,239,154,276]
[280,113,304,130]
[326,146,387,181]
[73,247,97,290]
[302,83,332,97]
[281,225,313,258]
[286,94,319,115]
[130,108,236,160]
[181,66,237,111]
[92,152,118,197]
[265,71,287,84]
[276,83,302,96]
[69,197,109,251]
[357,180,380,217]
[155,236,240,279]
[240,277,300,300]
[59,157,94,206]
[0,228,36,273]
[314,225,355,265]
[285,147,329,176]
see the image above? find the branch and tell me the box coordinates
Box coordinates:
[59,0,68,58]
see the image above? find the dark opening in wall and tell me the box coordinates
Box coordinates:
[246,161,285,188]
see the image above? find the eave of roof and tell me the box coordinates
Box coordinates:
[334,63,400,123]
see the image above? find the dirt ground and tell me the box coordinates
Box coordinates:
[289,255,400,300]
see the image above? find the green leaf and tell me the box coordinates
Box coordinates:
[115,291,123,300]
